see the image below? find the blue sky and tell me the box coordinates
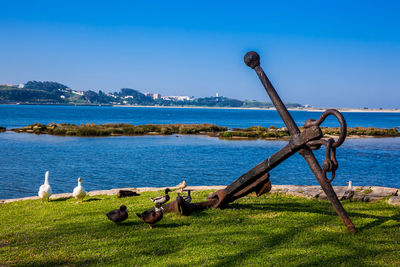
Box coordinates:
[0,1,399,108]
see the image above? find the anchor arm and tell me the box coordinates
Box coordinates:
[211,125,322,208]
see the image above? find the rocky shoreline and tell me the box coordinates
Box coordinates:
[1,184,399,206]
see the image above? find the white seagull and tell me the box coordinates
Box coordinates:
[176,180,187,192]
[38,171,52,201]
[73,177,87,201]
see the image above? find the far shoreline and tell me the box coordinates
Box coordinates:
[113,105,400,113]
[1,103,399,113]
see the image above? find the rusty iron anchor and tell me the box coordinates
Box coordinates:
[162,51,357,233]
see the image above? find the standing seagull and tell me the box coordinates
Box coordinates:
[38,171,52,201]
[73,177,87,202]
[341,181,354,201]
[176,180,187,192]
[106,205,128,224]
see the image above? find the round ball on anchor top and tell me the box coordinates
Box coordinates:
[244,51,260,69]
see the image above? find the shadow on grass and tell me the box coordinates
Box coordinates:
[5,196,399,266]
[50,197,71,202]
[229,199,400,232]
[85,198,102,202]
[158,222,190,228]
[15,256,110,267]
[229,200,337,216]
[112,221,140,227]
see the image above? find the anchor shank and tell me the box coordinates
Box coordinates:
[254,65,300,136]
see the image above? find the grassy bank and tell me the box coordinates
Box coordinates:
[9,123,400,138]
[1,190,399,266]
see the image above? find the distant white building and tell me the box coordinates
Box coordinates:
[18,83,25,88]
[106,93,117,98]
[216,92,219,97]
[153,93,161,100]
[72,90,84,96]
[163,95,193,101]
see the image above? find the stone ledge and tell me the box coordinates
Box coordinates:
[388,196,400,206]
[271,185,398,205]
[1,185,399,206]
[0,186,226,204]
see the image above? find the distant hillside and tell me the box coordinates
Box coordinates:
[0,81,303,108]
[0,83,67,104]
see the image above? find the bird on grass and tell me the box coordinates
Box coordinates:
[117,190,140,198]
[341,181,354,201]
[179,189,192,203]
[136,205,163,229]
[105,205,128,224]
[73,177,87,202]
[151,188,171,206]
[176,180,186,192]
[38,171,52,201]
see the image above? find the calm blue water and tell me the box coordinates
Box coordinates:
[1,105,400,199]
[1,105,400,129]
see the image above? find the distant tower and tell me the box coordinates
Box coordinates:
[216,92,219,97]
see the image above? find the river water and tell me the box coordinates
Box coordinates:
[1,105,399,199]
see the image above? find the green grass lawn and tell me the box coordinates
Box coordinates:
[1,190,399,266]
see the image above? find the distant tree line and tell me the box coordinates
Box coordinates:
[24,81,68,92]
[0,80,303,108]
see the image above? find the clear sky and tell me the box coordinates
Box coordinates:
[0,1,399,108]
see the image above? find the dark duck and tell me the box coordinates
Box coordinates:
[179,189,192,203]
[151,188,171,206]
[136,205,163,229]
[117,190,140,198]
[105,205,129,224]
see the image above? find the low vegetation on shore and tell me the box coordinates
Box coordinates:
[1,191,399,266]
[10,123,227,137]
[8,123,400,139]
